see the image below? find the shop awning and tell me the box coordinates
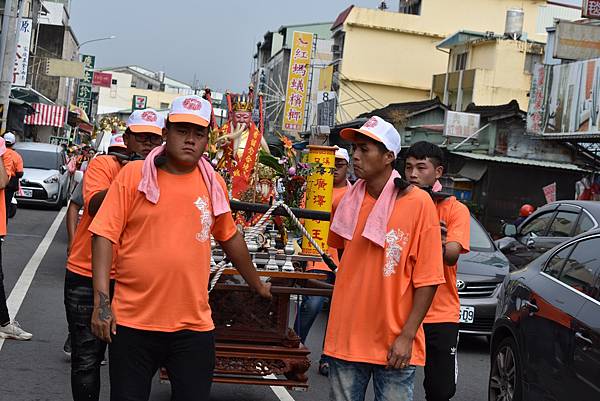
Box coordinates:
[458,160,488,181]
[11,87,54,105]
[24,103,67,127]
[452,151,591,172]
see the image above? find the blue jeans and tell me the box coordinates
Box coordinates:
[294,270,335,344]
[329,357,416,401]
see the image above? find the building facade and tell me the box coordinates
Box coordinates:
[331,1,580,122]
[432,31,544,111]
[95,65,226,123]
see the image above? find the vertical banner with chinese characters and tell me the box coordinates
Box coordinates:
[302,145,336,256]
[76,54,95,115]
[13,18,32,87]
[526,64,546,133]
[283,31,314,133]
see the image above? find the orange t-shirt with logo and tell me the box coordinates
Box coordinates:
[306,185,350,272]
[424,196,470,324]
[88,161,238,333]
[324,186,445,366]
[67,156,122,278]
[0,154,13,235]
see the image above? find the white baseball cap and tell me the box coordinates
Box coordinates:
[127,109,164,136]
[168,95,211,127]
[4,132,16,144]
[340,116,401,157]
[334,147,350,163]
[108,133,126,150]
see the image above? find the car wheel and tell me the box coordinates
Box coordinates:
[489,336,522,401]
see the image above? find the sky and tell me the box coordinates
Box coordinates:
[70,0,583,93]
[69,0,374,92]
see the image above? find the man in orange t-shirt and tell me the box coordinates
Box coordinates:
[325,117,444,401]
[405,141,470,401]
[3,133,23,222]
[0,135,32,341]
[64,110,164,401]
[294,147,350,375]
[89,95,271,401]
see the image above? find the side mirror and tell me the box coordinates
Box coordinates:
[59,165,66,174]
[503,223,517,237]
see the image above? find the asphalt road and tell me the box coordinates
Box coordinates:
[0,207,491,401]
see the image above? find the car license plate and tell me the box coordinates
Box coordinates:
[21,189,33,198]
[459,306,475,323]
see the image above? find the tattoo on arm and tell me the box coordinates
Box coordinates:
[98,291,112,321]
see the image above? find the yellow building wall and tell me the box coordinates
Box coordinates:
[337,0,549,120]
[470,41,533,108]
[338,80,428,121]
[345,1,547,43]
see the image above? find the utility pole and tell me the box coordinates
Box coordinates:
[0,0,20,134]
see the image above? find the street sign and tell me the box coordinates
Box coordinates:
[444,111,481,138]
[317,91,336,127]
[582,0,600,19]
[13,18,32,87]
[45,58,85,79]
[132,95,147,110]
[92,72,112,88]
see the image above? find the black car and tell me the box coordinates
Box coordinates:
[489,229,600,401]
[496,201,600,269]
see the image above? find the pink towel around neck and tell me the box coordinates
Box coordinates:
[330,169,401,248]
[137,145,230,217]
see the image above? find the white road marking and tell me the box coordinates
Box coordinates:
[265,374,297,401]
[0,207,67,351]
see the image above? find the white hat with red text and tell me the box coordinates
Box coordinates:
[168,95,211,127]
[340,116,401,157]
[127,109,164,136]
[108,133,127,149]
[334,147,350,163]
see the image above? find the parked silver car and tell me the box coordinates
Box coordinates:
[457,215,511,336]
[14,143,70,209]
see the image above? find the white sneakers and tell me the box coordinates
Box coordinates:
[0,320,32,340]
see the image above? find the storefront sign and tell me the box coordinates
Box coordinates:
[527,58,600,136]
[444,111,480,138]
[76,54,96,115]
[554,20,600,61]
[583,0,600,19]
[92,72,112,88]
[13,18,32,87]
[283,31,314,133]
[317,91,336,127]
[132,95,147,110]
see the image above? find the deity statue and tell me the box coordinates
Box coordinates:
[216,87,270,199]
